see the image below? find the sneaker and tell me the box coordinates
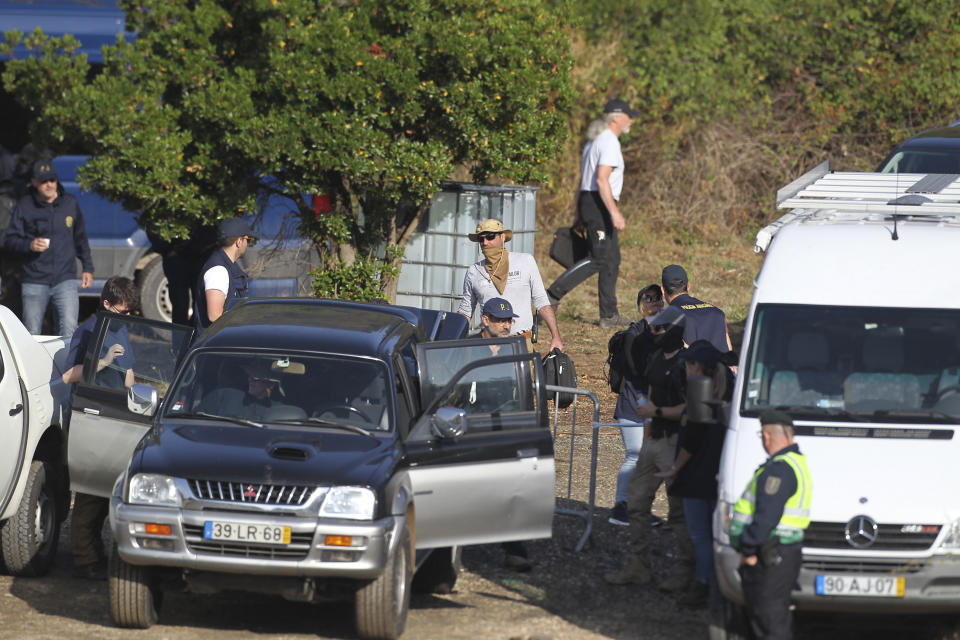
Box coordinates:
[608,501,629,526]
[603,558,652,586]
[678,580,709,608]
[650,514,664,528]
[504,554,533,572]
[599,314,630,329]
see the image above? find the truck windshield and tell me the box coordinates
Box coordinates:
[164,352,392,430]
[742,304,960,423]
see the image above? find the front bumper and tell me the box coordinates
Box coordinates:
[111,497,403,580]
[715,543,960,613]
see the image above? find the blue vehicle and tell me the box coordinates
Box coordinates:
[54,156,319,321]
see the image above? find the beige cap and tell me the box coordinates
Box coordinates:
[467,218,513,242]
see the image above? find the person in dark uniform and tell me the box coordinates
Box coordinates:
[605,304,695,591]
[61,275,139,580]
[194,218,257,330]
[662,264,733,353]
[730,410,813,640]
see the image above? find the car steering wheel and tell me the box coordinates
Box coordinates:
[314,404,373,424]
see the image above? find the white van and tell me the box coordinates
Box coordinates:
[713,163,960,636]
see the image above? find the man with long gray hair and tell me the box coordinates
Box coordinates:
[547,98,638,329]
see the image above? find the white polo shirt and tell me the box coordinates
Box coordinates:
[579,128,624,201]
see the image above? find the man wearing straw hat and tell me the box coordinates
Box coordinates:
[458,218,563,352]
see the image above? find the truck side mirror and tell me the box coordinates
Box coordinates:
[128,384,159,417]
[431,405,467,439]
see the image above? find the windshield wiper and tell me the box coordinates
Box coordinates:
[869,409,960,424]
[182,411,265,429]
[272,417,373,437]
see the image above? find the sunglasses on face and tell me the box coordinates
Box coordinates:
[642,294,662,303]
[477,232,501,241]
[110,305,132,315]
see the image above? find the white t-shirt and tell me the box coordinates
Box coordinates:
[579,128,624,201]
[457,252,550,334]
[203,265,230,294]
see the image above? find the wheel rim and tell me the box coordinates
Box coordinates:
[395,543,408,616]
[33,488,54,550]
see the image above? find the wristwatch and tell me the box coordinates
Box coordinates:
[655,407,663,418]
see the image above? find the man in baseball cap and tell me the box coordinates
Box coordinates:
[194,217,258,330]
[661,263,733,354]
[546,96,640,328]
[478,297,519,338]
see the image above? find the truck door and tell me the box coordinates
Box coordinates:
[68,312,193,496]
[0,336,28,514]
[406,337,554,549]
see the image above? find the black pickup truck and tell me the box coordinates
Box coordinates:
[67,298,555,639]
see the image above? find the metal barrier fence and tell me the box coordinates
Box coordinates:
[545,384,626,552]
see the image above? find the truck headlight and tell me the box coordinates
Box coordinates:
[128,474,181,507]
[938,518,960,550]
[320,487,375,520]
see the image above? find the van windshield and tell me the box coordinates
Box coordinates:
[742,304,960,423]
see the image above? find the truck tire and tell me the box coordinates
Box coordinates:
[355,524,412,640]
[109,544,162,628]
[138,256,173,322]
[412,546,461,594]
[0,460,61,576]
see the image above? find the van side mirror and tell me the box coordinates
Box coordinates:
[431,405,467,438]
[128,384,159,417]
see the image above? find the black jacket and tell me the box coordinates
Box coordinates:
[4,187,94,285]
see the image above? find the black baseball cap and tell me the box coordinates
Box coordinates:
[217,217,258,244]
[603,98,641,118]
[481,297,519,319]
[662,264,688,288]
[32,160,57,182]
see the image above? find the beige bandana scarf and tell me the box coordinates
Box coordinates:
[481,246,509,294]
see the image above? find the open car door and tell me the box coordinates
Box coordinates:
[68,311,194,496]
[406,337,554,549]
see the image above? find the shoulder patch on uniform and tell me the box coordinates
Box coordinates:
[764,476,782,495]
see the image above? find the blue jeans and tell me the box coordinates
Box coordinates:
[615,417,645,504]
[22,280,80,337]
[683,497,717,584]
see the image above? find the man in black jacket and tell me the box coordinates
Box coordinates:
[662,264,732,353]
[3,160,93,336]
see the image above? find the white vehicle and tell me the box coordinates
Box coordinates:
[713,163,960,637]
[0,306,72,576]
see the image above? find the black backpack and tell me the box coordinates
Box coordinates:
[605,323,641,393]
[542,348,577,408]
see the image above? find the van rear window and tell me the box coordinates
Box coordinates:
[742,304,960,423]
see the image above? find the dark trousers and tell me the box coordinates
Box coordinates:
[739,543,802,640]
[70,493,109,567]
[162,253,205,326]
[547,191,620,319]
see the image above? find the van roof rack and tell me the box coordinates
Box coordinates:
[755,161,960,253]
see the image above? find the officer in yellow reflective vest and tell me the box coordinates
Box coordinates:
[730,410,812,640]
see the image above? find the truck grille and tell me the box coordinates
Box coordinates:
[182,524,314,560]
[804,521,941,551]
[188,479,315,506]
[804,559,927,574]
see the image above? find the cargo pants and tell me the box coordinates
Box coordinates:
[626,432,696,576]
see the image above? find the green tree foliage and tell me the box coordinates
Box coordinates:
[2,0,573,300]
[577,0,960,138]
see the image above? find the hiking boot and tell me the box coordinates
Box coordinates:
[658,567,692,593]
[603,558,651,586]
[608,501,629,526]
[678,580,709,608]
[599,314,630,329]
[504,554,533,572]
